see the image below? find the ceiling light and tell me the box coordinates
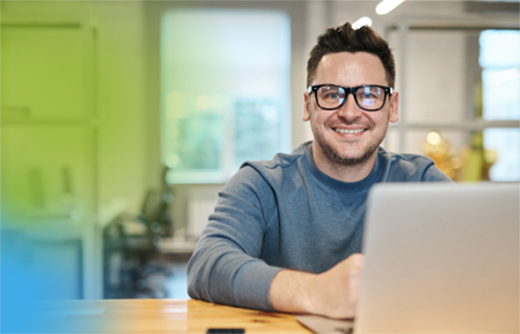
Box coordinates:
[352,16,373,29]
[376,0,406,15]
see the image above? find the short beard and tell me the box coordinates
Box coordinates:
[316,135,380,166]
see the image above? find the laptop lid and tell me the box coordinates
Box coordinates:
[355,183,519,333]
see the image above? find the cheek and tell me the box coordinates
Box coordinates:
[313,110,334,126]
[363,112,387,128]
[372,108,391,123]
[360,110,375,121]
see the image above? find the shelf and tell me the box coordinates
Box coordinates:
[386,16,520,32]
[159,238,198,254]
[390,119,520,131]
[0,115,98,127]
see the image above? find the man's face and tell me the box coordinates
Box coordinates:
[303,51,399,167]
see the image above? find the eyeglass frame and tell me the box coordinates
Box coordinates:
[307,84,393,112]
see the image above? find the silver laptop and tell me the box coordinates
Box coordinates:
[297,183,519,333]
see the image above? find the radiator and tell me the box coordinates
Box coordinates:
[187,187,219,238]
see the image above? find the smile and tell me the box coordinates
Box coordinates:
[334,128,366,134]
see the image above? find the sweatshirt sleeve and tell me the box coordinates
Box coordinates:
[187,165,282,311]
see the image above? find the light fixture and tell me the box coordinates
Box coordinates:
[375,0,406,15]
[352,16,373,29]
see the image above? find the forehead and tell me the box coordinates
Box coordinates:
[314,51,387,86]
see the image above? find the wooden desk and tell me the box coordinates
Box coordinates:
[36,299,312,333]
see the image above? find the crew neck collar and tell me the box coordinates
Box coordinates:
[304,142,381,193]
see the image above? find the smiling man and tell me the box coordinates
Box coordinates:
[187,22,451,319]
[304,51,399,183]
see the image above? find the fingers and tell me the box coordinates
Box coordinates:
[347,253,365,269]
[313,253,365,319]
[348,259,364,307]
[347,254,364,307]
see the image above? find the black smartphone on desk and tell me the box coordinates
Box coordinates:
[206,329,245,334]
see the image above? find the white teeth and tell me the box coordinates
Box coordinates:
[335,128,365,134]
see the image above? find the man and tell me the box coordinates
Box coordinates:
[187,21,451,319]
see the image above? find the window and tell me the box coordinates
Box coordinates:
[480,30,520,181]
[161,9,291,184]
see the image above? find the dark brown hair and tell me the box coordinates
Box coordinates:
[307,22,396,88]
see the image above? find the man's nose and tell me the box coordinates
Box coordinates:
[337,94,363,121]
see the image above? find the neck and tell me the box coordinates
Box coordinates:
[312,141,378,183]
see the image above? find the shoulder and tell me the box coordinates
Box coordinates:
[378,147,452,182]
[380,148,434,170]
[239,142,310,185]
[219,143,311,223]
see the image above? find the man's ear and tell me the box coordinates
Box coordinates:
[303,91,311,122]
[388,91,399,123]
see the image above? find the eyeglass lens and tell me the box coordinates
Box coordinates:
[316,85,386,110]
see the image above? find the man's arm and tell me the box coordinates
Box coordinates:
[187,165,282,311]
[269,253,365,319]
[188,164,365,315]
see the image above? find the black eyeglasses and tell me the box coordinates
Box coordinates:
[308,84,393,111]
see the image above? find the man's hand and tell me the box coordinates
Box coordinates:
[311,253,365,318]
[269,253,365,319]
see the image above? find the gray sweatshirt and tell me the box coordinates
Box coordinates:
[187,141,451,311]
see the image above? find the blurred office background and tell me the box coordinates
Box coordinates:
[1,0,519,307]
